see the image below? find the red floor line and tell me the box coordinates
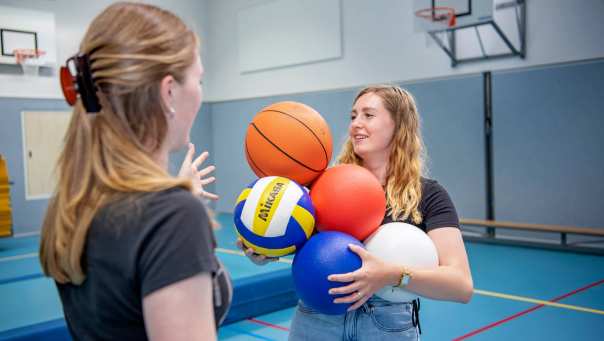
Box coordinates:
[453,279,604,340]
[247,318,290,332]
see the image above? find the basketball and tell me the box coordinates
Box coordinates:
[310,164,386,241]
[364,222,439,302]
[244,101,333,185]
[233,176,315,257]
[292,231,363,315]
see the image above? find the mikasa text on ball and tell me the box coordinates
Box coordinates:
[234,176,315,257]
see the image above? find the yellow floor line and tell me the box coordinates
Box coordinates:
[474,289,604,315]
[216,247,604,315]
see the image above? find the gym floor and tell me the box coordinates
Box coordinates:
[1,213,602,340]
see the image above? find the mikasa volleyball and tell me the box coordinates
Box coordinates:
[234,176,315,257]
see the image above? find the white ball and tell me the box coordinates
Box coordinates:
[364,222,438,302]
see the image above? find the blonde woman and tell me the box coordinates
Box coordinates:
[264,85,472,340]
[39,3,229,340]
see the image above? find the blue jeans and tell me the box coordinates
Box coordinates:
[288,296,419,341]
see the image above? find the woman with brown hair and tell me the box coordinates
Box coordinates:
[290,85,473,340]
[39,3,228,340]
[241,85,473,340]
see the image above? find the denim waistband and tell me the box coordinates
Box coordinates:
[365,296,421,334]
[366,295,414,306]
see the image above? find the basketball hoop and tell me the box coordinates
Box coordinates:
[13,49,46,77]
[415,6,456,28]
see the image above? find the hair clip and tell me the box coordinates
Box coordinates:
[60,53,101,113]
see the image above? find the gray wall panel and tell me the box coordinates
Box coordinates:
[3,60,602,235]
[492,60,604,227]
[210,78,485,220]
[0,98,69,234]
[1,99,213,234]
[405,76,486,220]
[211,89,357,213]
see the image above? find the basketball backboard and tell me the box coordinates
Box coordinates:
[414,0,494,32]
[0,5,57,67]
[414,0,526,67]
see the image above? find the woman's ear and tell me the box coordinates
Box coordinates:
[160,74,175,114]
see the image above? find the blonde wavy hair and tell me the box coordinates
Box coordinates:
[337,85,426,224]
[40,2,199,285]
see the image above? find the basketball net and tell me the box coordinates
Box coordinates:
[415,6,457,28]
[14,49,46,77]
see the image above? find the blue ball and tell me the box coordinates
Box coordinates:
[292,231,363,315]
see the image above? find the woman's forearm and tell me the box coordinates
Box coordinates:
[384,263,473,303]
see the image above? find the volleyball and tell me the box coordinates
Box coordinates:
[234,176,315,257]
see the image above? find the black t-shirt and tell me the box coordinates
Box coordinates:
[381,178,459,232]
[56,187,232,341]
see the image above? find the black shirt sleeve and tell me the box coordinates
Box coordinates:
[421,179,460,231]
[138,189,218,297]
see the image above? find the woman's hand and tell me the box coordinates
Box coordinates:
[327,244,399,311]
[236,239,279,266]
[178,143,219,201]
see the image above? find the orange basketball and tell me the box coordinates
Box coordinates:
[245,101,332,185]
[310,164,386,241]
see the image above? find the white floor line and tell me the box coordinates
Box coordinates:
[0,252,38,262]
[12,231,41,238]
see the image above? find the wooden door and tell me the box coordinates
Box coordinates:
[22,111,71,199]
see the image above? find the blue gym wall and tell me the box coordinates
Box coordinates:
[0,102,213,235]
[404,76,486,221]
[167,103,215,187]
[492,60,604,227]
[0,98,70,234]
[210,59,604,229]
[1,59,603,234]
[210,74,487,222]
[211,89,358,213]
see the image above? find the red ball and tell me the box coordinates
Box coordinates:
[310,164,386,241]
